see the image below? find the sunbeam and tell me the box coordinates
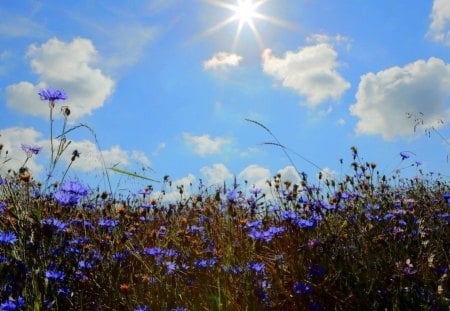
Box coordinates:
[201,0,293,50]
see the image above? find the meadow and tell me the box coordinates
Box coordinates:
[0,89,449,310]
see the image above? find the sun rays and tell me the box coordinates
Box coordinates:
[201,0,293,50]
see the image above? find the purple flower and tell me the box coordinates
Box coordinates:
[226,189,239,203]
[143,247,163,256]
[45,269,65,282]
[21,144,42,155]
[0,201,6,213]
[0,232,17,245]
[294,281,313,295]
[400,151,410,160]
[41,218,68,232]
[38,88,67,102]
[297,218,316,229]
[98,219,118,229]
[134,305,150,311]
[247,262,265,274]
[53,180,89,206]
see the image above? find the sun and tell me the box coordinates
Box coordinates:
[234,0,257,25]
[201,0,293,50]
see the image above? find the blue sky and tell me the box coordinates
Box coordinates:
[1,0,450,197]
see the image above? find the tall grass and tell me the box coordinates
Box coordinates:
[0,90,448,310]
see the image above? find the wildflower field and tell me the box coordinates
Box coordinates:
[0,90,449,310]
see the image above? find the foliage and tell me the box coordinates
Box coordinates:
[0,90,448,310]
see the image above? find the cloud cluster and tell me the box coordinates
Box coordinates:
[0,127,45,176]
[182,133,231,157]
[350,57,450,140]
[203,52,243,70]
[200,163,233,186]
[427,0,450,45]
[0,127,151,180]
[262,44,350,106]
[6,37,114,121]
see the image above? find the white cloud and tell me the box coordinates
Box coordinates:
[183,133,231,156]
[276,166,302,185]
[200,163,233,186]
[0,127,151,180]
[6,37,115,121]
[150,174,196,203]
[60,141,151,172]
[237,164,271,191]
[350,57,450,140]
[319,167,338,181]
[203,52,243,70]
[427,0,450,45]
[262,44,350,106]
[0,127,45,176]
[306,33,352,50]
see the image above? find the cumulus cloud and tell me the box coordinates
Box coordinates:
[65,141,151,172]
[203,52,243,70]
[150,174,196,203]
[276,166,302,185]
[183,133,231,156]
[427,0,450,45]
[262,44,350,106]
[200,163,233,186]
[0,127,151,180]
[237,164,271,191]
[5,37,115,121]
[350,57,450,140]
[0,127,45,176]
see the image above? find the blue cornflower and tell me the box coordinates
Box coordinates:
[53,180,89,206]
[45,269,65,282]
[38,88,67,102]
[443,194,450,204]
[297,218,316,229]
[281,210,298,221]
[69,237,90,245]
[134,305,150,311]
[400,151,410,160]
[113,251,129,261]
[0,232,17,245]
[0,201,6,213]
[41,218,68,232]
[0,300,17,311]
[143,247,163,256]
[60,180,89,196]
[98,219,118,228]
[170,308,187,311]
[78,260,94,270]
[165,261,177,274]
[294,281,313,295]
[245,220,262,229]
[195,258,217,268]
[247,262,265,274]
[188,225,204,234]
[70,219,95,230]
[21,144,42,155]
[307,264,325,280]
[226,189,239,203]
